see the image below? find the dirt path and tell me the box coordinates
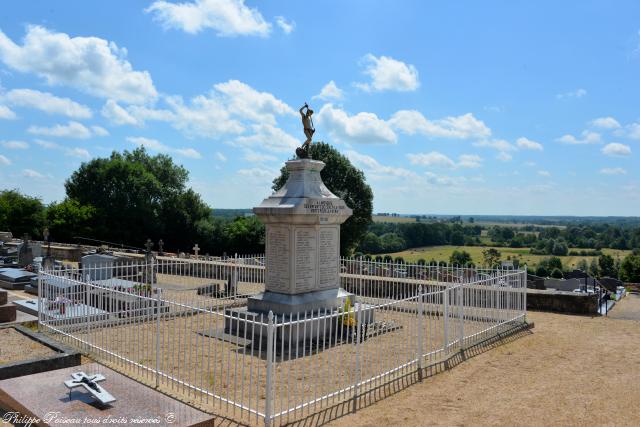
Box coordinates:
[327,310,640,427]
[608,292,640,320]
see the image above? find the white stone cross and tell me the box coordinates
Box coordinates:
[64,372,116,404]
[192,244,200,256]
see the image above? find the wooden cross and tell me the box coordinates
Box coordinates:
[192,244,200,256]
[64,372,116,404]
[144,238,153,252]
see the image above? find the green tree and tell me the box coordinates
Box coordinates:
[535,265,549,277]
[550,268,564,279]
[0,190,46,238]
[449,250,472,266]
[598,254,617,278]
[46,199,97,242]
[482,248,501,267]
[64,147,211,250]
[272,142,373,255]
[619,252,640,282]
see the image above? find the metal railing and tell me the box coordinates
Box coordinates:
[38,256,527,426]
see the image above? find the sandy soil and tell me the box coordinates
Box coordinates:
[327,309,640,427]
[0,328,57,365]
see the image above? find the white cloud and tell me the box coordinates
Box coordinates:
[473,139,516,152]
[390,111,491,139]
[317,104,397,145]
[213,79,294,125]
[1,140,29,149]
[0,154,10,165]
[602,142,631,157]
[556,130,601,145]
[0,105,16,119]
[424,171,467,187]
[406,151,455,168]
[313,81,343,101]
[215,151,227,162]
[275,16,295,34]
[625,122,640,140]
[127,136,202,159]
[34,139,59,149]
[556,88,587,99]
[590,116,620,129]
[537,170,551,177]
[516,137,543,151]
[524,161,536,167]
[599,167,627,175]
[146,0,271,37]
[496,152,512,162]
[4,88,92,118]
[0,26,157,104]
[164,94,243,138]
[91,126,109,137]
[101,99,140,125]
[357,54,419,92]
[22,168,45,179]
[457,154,483,169]
[233,123,299,153]
[27,121,96,139]
[346,150,417,179]
[65,147,91,160]
[243,148,277,163]
[237,167,277,179]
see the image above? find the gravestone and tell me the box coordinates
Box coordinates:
[81,253,119,281]
[0,231,12,243]
[17,235,42,267]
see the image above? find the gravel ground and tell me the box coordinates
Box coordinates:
[0,327,57,365]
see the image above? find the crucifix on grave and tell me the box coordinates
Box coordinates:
[157,239,164,255]
[64,372,116,404]
[144,238,153,253]
[192,243,200,257]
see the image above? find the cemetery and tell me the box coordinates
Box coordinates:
[0,153,529,427]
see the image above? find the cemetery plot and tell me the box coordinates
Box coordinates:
[0,327,57,365]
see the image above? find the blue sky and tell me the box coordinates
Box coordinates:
[0,0,639,215]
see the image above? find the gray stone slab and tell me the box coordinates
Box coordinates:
[247,287,355,315]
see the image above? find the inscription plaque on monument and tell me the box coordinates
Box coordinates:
[266,226,290,293]
[294,227,317,292]
[318,226,339,290]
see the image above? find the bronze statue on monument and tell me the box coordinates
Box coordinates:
[296,103,315,159]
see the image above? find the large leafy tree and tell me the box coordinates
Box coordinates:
[64,147,211,250]
[620,251,640,282]
[46,199,97,242]
[0,190,46,238]
[272,142,373,255]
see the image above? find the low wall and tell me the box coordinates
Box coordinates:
[527,289,598,315]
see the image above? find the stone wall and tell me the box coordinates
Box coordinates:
[527,289,599,315]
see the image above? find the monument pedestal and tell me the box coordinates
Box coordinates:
[224,158,374,345]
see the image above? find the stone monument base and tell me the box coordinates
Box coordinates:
[224,294,375,346]
[247,288,355,315]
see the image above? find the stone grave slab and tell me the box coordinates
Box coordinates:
[14,299,110,323]
[0,268,37,290]
[0,362,214,427]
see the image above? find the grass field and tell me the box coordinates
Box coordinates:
[381,245,631,269]
[372,215,417,223]
[372,216,566,229]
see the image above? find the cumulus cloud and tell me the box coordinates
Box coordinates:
[233,123,298,153]
[127,136,202,159]
[3,89,92,119]
[0,154,10,165]
[0,105,16,119]
[237,167,277,180]
[27,121,101,139]
[390,111,491,139]
[496,152,512,162]
[0,26,157,104]
[602,142,631,157]
[345,150,417,179]
[516,137,543,151]
[146,0,271,37]
[34,139,91,160]
[625,122,640,140]
[215,151,227,162]
[537,170,551,177]
[275,16,295,34]
[1,140,29,149]
[356,54,419,92]
[101,99,140,126]
[556,130,601,145]
[556,88,587,99]
[213,79,294,125]
[590,116,620,129]
[22,168,45,179]
[424,171,467,187]
[406,152,482,169]
[599,167,627,175]
[242,148,277,163]
[473,139,516,152]
[313,81,344,101]
[317,104,397,145]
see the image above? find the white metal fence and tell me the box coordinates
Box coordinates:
[38,256,527,426]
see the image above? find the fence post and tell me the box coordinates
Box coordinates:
[417,285,424,381]
[155,286,161,389]
[352,302,362,413]
[85,274,91,352]
[37,271,43,332]
[443,284,449,355]
[265,311,275,427]
[458,284,464,351]
[523,267,527,322]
